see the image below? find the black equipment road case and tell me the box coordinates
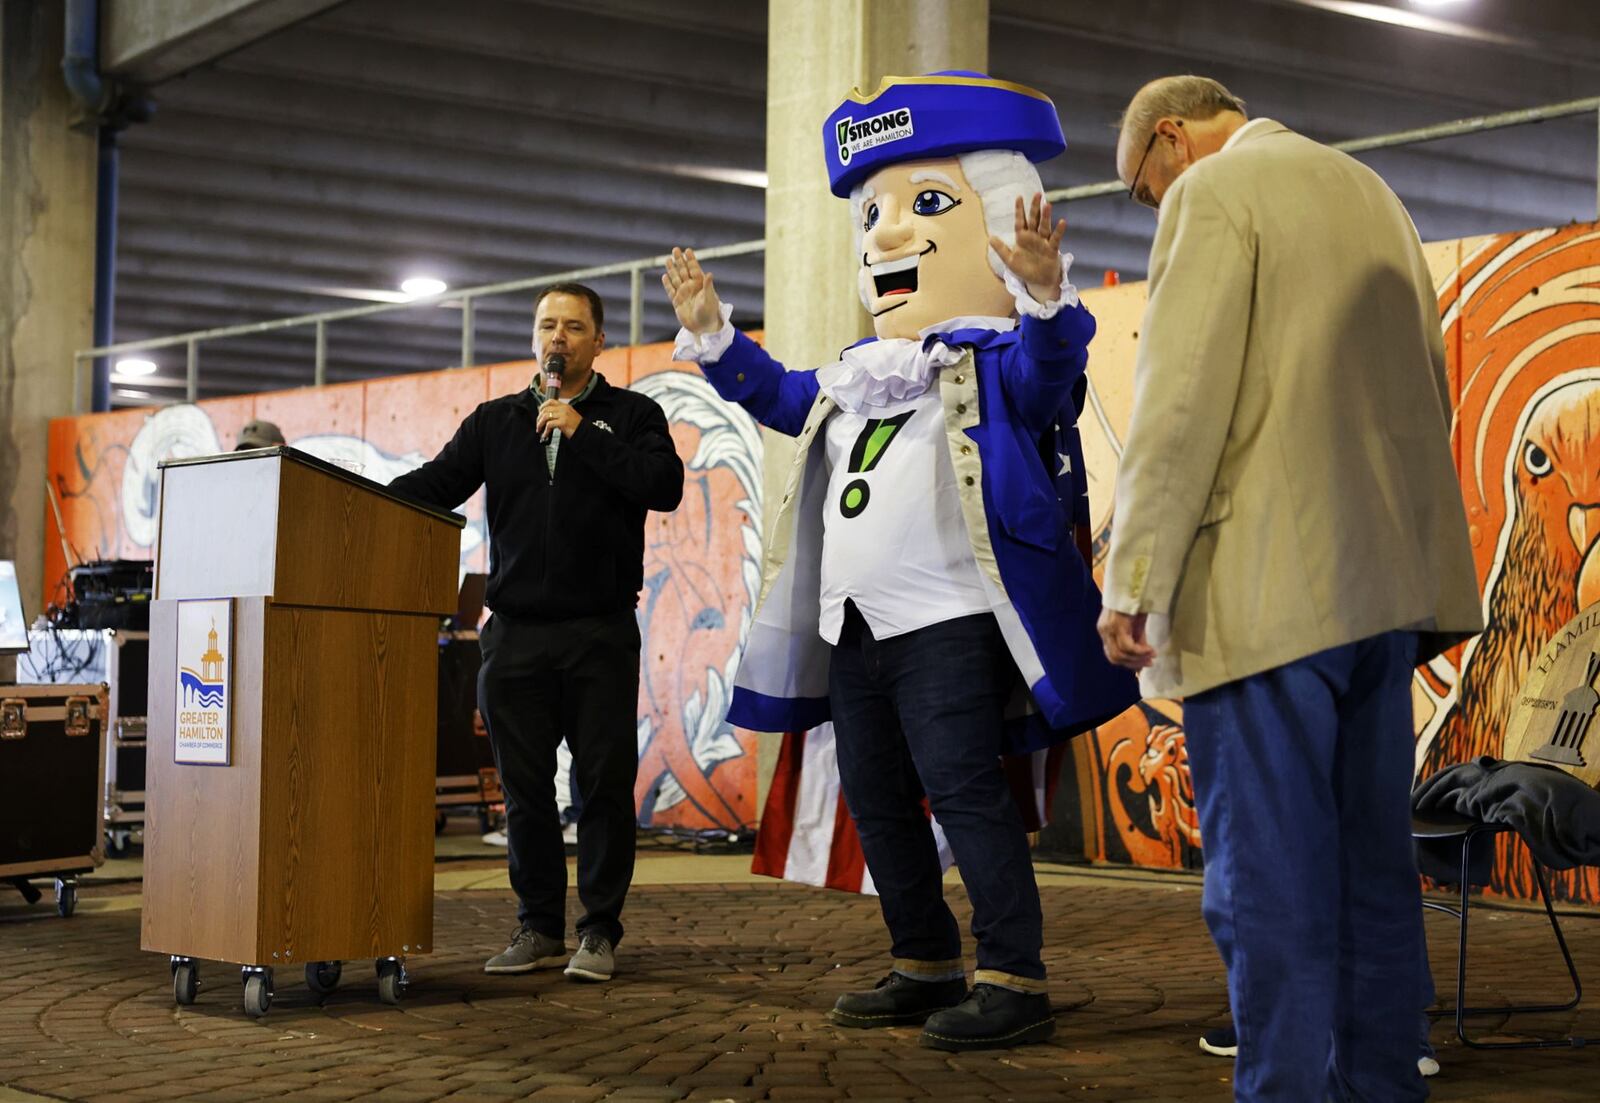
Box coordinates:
[17,629,147,855]
[0,683,107,915]
[103,630,147,856]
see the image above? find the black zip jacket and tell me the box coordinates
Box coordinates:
[389,372,684,620]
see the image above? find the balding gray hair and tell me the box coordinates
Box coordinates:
[1118,76,1248,153]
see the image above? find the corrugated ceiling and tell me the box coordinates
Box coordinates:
[107,0,1600,404]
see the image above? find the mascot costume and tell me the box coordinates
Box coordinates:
[664,71,1139,1051]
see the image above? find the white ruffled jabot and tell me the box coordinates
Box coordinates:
[813,338,966,414]
[669,303,975,415]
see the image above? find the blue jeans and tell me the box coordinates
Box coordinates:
[829,604,1045,991]
[1185,631,1428,1103]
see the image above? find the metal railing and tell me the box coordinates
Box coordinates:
[74,96,1600,413]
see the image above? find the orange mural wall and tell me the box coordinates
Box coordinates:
[1069,221,1600,904]
[46,221,1600,890]
[45,339,766,833]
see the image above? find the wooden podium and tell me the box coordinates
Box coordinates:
[141,447,463,1016]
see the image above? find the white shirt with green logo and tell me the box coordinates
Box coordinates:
[818,387,988,645]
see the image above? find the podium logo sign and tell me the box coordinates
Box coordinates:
[174,599,232,766]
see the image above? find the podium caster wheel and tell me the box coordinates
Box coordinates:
[54,879,77,918]
[305,960,342,996]
[173,962,198,1006]
[376,958,407,1006]
[242,971,273,1019]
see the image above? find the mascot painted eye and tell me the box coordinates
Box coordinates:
[1525,440,1553,477]
[863,202,880,231]
[911,189,959,216]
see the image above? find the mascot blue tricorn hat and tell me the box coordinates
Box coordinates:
[821,70,1066,198]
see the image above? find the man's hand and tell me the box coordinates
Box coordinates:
[989,193,1067,304]
[662,247,725,336]
[537,400,582,442]
[1098,608,1156,671]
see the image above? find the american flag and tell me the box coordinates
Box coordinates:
[751,721,1068,893]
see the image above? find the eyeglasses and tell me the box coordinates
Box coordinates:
[1127,132,1157,208]
[1127,120,1181,210]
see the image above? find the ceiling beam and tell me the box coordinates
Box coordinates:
[316,0,765,96]
[223,27,766,145]
[501,0,766,41]
[102,0,345,84]
[149,70,765,188]
[122,108,768,226]
[991,0,1598,116]
[114,154,766,264]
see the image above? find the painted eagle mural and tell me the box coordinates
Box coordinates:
[1417,223,1600,902]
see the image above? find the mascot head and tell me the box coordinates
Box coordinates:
[822,71,1067,340]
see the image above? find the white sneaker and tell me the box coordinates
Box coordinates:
[1199,1026,1238,1057]
[481,830,508,847]
[1200,1023,1433,1075]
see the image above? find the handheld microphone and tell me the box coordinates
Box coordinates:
[543,353,566,443]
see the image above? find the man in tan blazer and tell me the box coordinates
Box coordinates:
[1100,76,1482,1102]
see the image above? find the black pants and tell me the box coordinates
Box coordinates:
[477,610,641,945]
[829,604,1045,990]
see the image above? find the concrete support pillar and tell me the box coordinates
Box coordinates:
[765,0,989,373]
[0,1,98,663]
[754,0,988,809]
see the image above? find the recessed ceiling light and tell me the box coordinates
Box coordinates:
[657,164,769,189]
[1286,0,1520,45]
[114,357,157,376]
[400,276,448,299]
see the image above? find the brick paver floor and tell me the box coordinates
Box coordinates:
[2,865,1597,1101]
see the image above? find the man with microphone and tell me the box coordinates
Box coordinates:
[390,282,683,983]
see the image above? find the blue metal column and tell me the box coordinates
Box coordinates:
[62,0,151,412]
[91,127,118,412]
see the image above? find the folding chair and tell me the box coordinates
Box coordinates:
[1412,809,1586,1050]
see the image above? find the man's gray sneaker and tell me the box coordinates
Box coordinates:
[564,931,615,982]
[483,924,567,974]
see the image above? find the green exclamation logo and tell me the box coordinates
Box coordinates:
[839,412,912,519]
